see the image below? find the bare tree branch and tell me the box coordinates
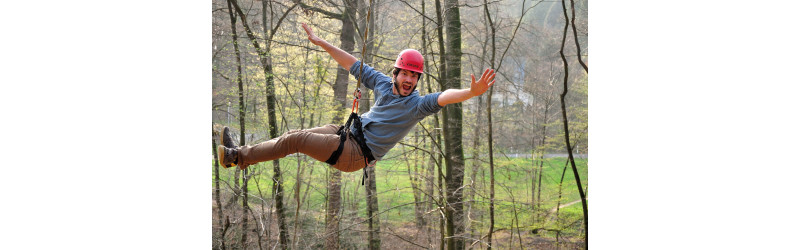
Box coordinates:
[569,0,588,72]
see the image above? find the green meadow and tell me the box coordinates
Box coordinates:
[214,152,587,237]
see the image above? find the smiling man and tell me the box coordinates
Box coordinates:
[216,23,496,173]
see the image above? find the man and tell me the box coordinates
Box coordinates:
[217,23,495,172]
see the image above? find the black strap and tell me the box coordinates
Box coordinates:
[362,168,368,185]
[324,112,361,165]
[323,124,347,165]
[326,112,375,186]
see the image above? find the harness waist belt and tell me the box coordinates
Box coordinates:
[352,129,375,163]
[325,112,373,165]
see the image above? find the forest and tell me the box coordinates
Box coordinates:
[212,0,588,249]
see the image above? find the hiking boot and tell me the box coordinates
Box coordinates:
[217,145,239,168]
[220,126,238,148]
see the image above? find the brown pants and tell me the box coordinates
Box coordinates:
[237,124,367,172]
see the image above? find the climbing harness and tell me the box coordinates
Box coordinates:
[323,0,375,185]
[323,88,375,185]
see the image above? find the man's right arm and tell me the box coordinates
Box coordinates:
[302,23,357,70]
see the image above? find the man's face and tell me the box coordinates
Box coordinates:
[394,69,420,96]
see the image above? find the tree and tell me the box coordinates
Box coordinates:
[212,129,225,250]
[325,0,357,246]
[441,0,467,248]
[353,0,382,249]
[534,69,557,227]
[226,0,297,247]
[569,0,587,72]
[293,0,360,248]
[482,0,497,247]
[224,1,249,247]
[559,0,588,247]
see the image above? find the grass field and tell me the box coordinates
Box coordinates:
[213,151,588,240]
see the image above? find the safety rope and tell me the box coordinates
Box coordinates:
[356,0,373,185]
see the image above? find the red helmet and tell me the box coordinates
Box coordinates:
[394,49,424,74]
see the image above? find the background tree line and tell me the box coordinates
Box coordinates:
[212,0,587,249]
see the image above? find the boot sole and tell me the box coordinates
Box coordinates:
[217,145,233,168]
[218,127,231,168]
[220,126,228,148]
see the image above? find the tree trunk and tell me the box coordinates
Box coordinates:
[434,0,447,249]
[421,13,438,243]
[292,153,304,249]
[365,165,380,249]
[353,1,381,248]
[468,94,482,243]
[224,1,248,247]
[212,130,225,249]
[536,102,549,225]
[442,0,465,249]
[438,153,446,250]
[267,46,289,250]
[241,168,250,248]
[324,1,358,247]
[569,0,587,72]
[555,159,569,245]
[408,131,425,228]
[559,0,588,247]
[483,1,496,248]
[468,3,489,243]
[325,170,342,250]
[407,135,425,225]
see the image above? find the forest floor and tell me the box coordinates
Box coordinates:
[213,196,585,249]
[380,222,584,249]
[212,156,588,249]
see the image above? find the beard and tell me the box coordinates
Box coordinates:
[393,77,417,97]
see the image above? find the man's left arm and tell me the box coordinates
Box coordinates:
[437,69,496,106]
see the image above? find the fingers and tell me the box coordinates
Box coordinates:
[472,69,497,91]
[481,68,490,80]
[302,23,313,36]
[479,68,496,83]
[485,68,494,78]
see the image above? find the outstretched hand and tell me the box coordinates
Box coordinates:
[302,23,325,47]
[470,68,496,97]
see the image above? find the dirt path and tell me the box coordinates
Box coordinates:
[549,198,585,214]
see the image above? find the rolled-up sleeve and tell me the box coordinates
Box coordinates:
[416,92,444,118]
[349,61,390,91]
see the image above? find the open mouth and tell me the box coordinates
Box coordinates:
[402,83,412,91]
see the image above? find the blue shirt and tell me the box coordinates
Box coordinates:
[349,61,443,160]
